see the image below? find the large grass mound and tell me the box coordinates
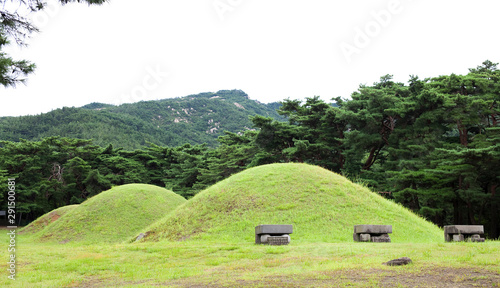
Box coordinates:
[32,184,186,243]
[143,163,443,243]
[20,204,78,235]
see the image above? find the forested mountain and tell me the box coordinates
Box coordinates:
[0,90,282,149]
[0,61,498,238]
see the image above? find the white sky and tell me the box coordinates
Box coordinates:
[1,0,499,117]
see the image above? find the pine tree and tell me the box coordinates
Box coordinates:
[0,0,107,87]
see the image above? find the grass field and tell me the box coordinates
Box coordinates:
[3,164,499,287]
[1,235,499,287]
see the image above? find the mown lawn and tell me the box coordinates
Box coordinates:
[2,230,499,287]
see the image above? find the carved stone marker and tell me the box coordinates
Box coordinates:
[444,225,485,242]
[353,225,392,242]
[255,224,292,245]
[268,236,290,246]
[135,233,146,242]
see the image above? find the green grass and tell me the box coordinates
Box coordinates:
[143,163,442,243]
[5,164,499,287]
[19,204,78,235]
[1,234,499,287]
[26,184,186,244]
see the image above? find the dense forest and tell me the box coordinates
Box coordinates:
[0,61,499,239]
[0,90,282,149]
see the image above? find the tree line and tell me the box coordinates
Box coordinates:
[1,61,498,238]
[0,90,282,150]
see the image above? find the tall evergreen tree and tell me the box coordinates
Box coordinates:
[337,75,412,180]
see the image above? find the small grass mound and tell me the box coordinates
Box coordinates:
[32,184,186,244]
[143,163,443,243]
[20,205,78,235]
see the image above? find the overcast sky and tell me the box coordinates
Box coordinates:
[1,0,499,117]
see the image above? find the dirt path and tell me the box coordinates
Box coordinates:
[163,267,500,287]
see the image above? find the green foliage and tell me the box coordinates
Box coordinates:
[383,62,500,237]
[0,137,102,221]
[0,90,283,149]
[194,130,259,190]
[163,143,209,197]
[244,62,499,238]
[0,61,498,239]
[0,33,35,87]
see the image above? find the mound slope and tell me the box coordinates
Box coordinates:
[33,184,186,243]
[20,205,78,235]
[143,163,443,243]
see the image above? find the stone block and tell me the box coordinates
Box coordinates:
[371,235,391,242]
[281,234,291,243]
[354,225,392,234]
[359,233,371,242]
[444,225,484,242]
[268,236,290,245]
[444,232,452,242]
[469,234,485,242]
[444,225,484,235]
[353,232,360,242]
[255,225,293,244]
[255,224,293,235]
[135,233,146,242]
[260,234,271,244]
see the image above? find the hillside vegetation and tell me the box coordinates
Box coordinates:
[19,204,78,235]
[29,184,186,243]
[0,90,282,149]
[1,61,498,238]
[142,163,443,243]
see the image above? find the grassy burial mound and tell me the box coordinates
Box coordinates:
[32,184,186,244]
[20,204,78,235]
[142,163,443,243]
